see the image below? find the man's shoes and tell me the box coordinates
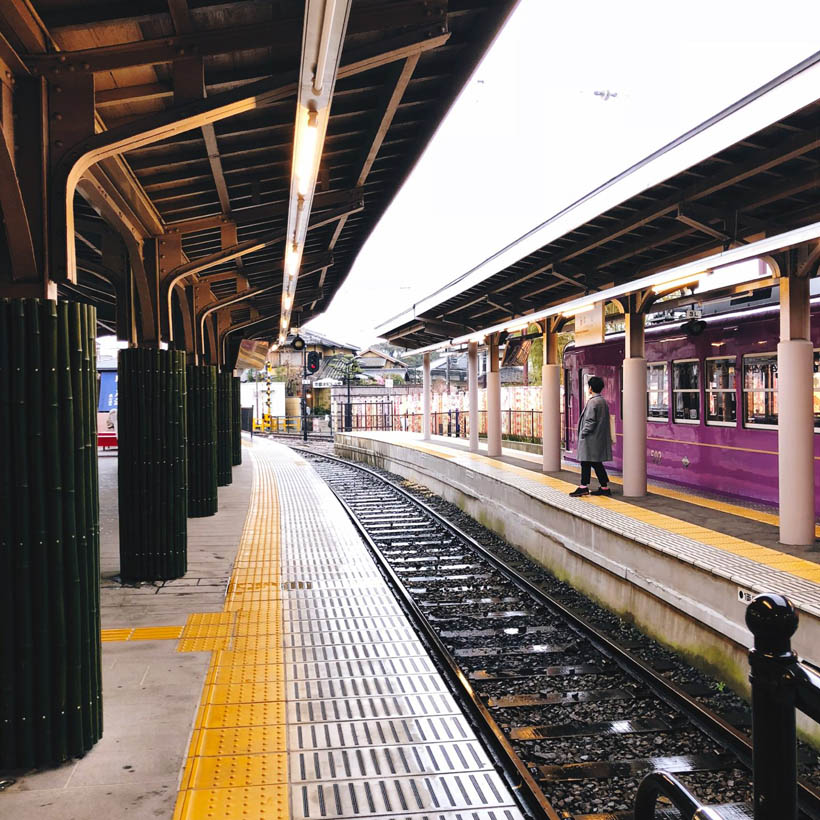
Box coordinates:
[591,487,611,496]
[569,487,589,497]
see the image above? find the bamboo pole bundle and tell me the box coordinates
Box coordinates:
[216,371,233,486]
[118,348,187,581]
[0,298,102,769]
[186,364,218,517]
[231,376,242,466]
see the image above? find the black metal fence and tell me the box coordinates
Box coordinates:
[332,405,552,442]
[635,593,820,820]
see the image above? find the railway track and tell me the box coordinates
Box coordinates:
[294,447,820,820]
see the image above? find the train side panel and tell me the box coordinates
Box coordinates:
[563,309,820,514]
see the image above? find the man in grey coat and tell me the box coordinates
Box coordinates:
[570,375,612,497]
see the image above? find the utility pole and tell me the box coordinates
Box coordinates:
[302,346,308,442]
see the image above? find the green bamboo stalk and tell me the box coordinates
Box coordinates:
[0,300,16,768]
[231,376,242,466]
[55,303,81,756]
[26,299,52,762]
[11,301,34,767]
[44,301,67,764]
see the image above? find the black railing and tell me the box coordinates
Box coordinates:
[635,593,820,820]
[332,407,557,442]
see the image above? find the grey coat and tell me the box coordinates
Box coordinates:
[577,394,612,462]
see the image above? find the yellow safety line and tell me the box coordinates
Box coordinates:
[100,626,183,642]
[561,462,820,538]
[386,436,820,585]
[173,450,288,820]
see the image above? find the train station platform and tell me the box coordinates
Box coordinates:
[334,431,820,700]
[3,439,523,820]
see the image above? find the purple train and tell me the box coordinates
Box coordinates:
[562,302,820,512]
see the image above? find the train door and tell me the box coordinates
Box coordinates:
[563,366,571,449]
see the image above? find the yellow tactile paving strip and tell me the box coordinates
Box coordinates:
[100,626,183,642]
[380,435,820,585]
[173,450,288,820]
[561,461,820,539]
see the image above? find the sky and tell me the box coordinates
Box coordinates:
[304,0,820,349]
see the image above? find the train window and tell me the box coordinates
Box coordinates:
[672,360,700,423]
[647,363,668,421]
[706,357,737,426]
[743,354,777,428]
[815,352,820,430]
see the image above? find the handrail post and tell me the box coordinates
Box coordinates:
[746,593,800,820]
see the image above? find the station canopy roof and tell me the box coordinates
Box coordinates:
[10,1,518,338]
[378,51,820,350]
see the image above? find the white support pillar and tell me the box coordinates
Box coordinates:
[622,310,647,497]
[778,275,814,545]
[468,341,479,452]
[422,351,431,440]
[487,335,502,457]
[541,324,561,472]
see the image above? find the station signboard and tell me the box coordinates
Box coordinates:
[574,301,605,347]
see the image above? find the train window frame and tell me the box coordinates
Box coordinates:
[815,350,820,433]
[705,355,738,428]
[646,361,669,422]
[742,351,778,430]
[672,358,701,425]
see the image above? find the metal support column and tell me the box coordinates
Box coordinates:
[778,273,814,545]
[487,334,502,457]
[542,322,561,472]
[422,351,431,441]
[468,341,479,452]
[623,308,647,497]
[216,370,233,486]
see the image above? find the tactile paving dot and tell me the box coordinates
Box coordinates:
[210,665,286,686]
[194,726,287,757]
[198,701,286,729]
[213,648,284,667]
[177,783,289,820]
[206,681,286,705]
[188,752,288,788]
[178,636,232,653]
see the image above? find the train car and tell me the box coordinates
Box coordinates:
[562,301,820,512]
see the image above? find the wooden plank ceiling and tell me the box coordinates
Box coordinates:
[23,0,518,339]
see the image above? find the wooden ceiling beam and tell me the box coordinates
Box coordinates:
[356,54,419,187]
[26,5,448,74]
[553,128,820,267]
[171,201,359,281]
[166,187,363,234]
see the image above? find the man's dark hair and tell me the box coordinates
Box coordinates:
[588,375,604,394]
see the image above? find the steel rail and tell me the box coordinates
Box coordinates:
[313,461,561,820]
[294,447,820,820]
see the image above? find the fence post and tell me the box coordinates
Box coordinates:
[746,593,799,820]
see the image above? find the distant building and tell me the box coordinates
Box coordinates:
[357,347,408,384]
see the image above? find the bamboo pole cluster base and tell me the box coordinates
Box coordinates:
[217,371,233,486]
[0,299,102,768]
[187,364,218,517]
[231,375,242,466]
[118,348,187,581]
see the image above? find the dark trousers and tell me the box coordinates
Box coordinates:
[580,461,609,487]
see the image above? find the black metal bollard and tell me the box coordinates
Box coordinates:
[746,593,799,820]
